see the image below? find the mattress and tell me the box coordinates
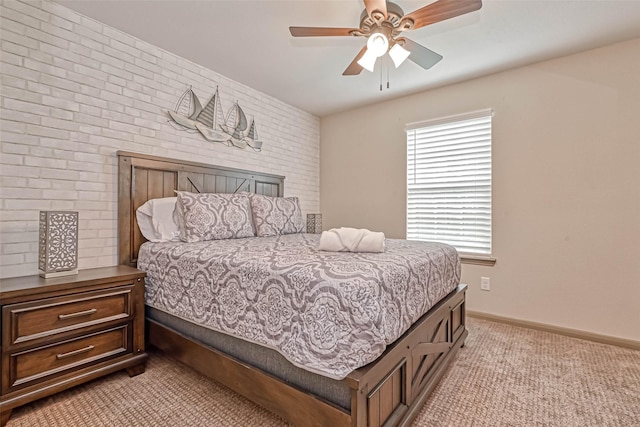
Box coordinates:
[146,306,353,410]
[138,233,460,379]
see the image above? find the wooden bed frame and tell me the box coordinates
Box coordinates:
[117,151,468,427]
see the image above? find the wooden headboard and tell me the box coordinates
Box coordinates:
[117,151,284,266]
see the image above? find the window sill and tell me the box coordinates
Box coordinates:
[460,255,496,266]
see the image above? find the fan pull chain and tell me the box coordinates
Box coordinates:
[379,57,392,91]
[387,56,390,89]
[377,57,391,92]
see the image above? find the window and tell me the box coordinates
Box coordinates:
[406,109,492,256]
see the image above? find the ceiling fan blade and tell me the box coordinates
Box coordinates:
[364,0,387,18]
[343,45,368,76]
[290,27,358,37]
[403,0,482,30]
[399,38,443,70]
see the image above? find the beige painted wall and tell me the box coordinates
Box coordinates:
[320,38,640,341]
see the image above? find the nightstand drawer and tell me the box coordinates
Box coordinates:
[5,325,130,393]
[4,286,133,347]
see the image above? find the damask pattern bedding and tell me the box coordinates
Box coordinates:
[138,233,460,379]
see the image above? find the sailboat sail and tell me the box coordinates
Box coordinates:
[195,88,230,142]
[237,105,247,130]
[175,86,202,119]
[220,103,249,148]
[231,104,248,140]
[221,104,236,134]
[168,86,203,130]
[245,120,256,140]
[195,89,223,128]
[214,91,225,130]
[195,98,215,127]
[222,103,248,139]
[245,119,263,150]
[176,91,190,117]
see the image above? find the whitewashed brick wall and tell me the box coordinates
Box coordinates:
[0,0,320,278]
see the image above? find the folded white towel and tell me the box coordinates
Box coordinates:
[318,227,385,253]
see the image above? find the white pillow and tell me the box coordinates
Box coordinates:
[136,197,181,242]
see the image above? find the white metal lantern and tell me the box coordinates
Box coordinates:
[39,211,79,278]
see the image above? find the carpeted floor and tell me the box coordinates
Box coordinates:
[7,317,640,426]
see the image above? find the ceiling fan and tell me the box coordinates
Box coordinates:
[289,0,482,75]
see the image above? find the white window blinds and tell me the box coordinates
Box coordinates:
[406,109,492,255]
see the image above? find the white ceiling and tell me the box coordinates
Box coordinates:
[57,0,640,117]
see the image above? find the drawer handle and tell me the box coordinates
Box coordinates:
[58,308,98,320]
[56,345,95,360]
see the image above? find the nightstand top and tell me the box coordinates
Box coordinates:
[0,265,145,301]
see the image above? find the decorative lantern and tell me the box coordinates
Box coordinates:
[306,213,323,234]
[39,211,79,278]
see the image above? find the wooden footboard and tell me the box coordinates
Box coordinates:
[148,284,467,427]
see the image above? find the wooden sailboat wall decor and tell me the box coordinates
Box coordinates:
[167,86,263,152]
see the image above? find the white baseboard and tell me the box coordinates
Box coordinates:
[467,310,640,351]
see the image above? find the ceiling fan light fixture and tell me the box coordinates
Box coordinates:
[389,43,411,68]
[357,30,389,72]
[366,32,389,57]
[357,49,378,72]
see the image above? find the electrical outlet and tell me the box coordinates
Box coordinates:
[480,277,490,291]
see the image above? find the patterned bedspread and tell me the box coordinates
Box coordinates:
[138,233,460,379]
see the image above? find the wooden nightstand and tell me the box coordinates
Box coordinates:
[0,265,148,426]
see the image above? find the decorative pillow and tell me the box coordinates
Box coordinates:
[175,191,255,242]
[136,197,181,242]
[249,194,305,237]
